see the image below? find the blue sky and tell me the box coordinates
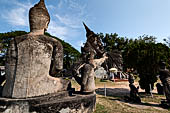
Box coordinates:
[0,0,170,51]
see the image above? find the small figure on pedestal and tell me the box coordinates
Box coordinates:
[126,72,141,103]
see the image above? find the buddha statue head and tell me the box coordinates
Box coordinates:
[29,0,50,35]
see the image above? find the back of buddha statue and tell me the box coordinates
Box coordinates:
[2,0,69,98]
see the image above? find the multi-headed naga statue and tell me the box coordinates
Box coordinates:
[67,22,123,94]
[2,0,70,98]
[71,23,109,93]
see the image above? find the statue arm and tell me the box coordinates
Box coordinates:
[49,41,63,76]
[72,63,85,85]
[73,74,82,85]
[82,64,92,85]
[93,53,108,68]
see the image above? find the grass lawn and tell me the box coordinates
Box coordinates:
[94,94,169,113]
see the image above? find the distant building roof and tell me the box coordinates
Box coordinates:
[0,66,5,70]
[109,68,117,72]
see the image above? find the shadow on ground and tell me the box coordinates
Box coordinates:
[96,88,129,97]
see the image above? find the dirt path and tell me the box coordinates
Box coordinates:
[95,81,169,113]
[96,81,157,94]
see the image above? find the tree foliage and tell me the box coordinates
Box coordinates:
[44,32,80,69]
[0,31,27,65]
[99,33,170,93]
[124,36,170,93]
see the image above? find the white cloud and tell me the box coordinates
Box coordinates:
[1,1,32,27]
[48,0,89,45]
[55,0,87,29]
[70,40,85,52]
[68,0,86,16]
[55,14,81,29]
[78,40,85,47]
[2,8,28,26]
[57,0,63,9]
[1,0,89,50]
[47,21,69,40]
[47,5,56,10]
[47,20,83,42]
[14,1,32,9]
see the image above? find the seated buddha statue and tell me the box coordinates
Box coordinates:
[2,0,70,98]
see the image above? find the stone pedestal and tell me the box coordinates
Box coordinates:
[0,91,96,113]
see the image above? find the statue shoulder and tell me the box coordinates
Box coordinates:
[9,34,30,44]
[38,35,63,47]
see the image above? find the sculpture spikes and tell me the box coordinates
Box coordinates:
[83,22,95,37]
[36,0,45,8]
[83,22,92,33]
[40,0,45,3]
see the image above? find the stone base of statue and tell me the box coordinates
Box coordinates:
[0,91,96,113]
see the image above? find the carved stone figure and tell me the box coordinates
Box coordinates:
[156,83,164,95]
[84,23,123,79]
[128,74,141,103]
[80,43,95,93]
[159,61,170,102]
[102,50,123,76]
[73,23,107,93]
[128,73,134,84]
[2,0,70,98]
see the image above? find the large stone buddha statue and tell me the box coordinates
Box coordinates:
[2,0,70,98]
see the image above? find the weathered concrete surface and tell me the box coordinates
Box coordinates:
[0,93,96,113]
[32,93,96,113]
[0,101,30,113]
[81,64,96,93]
[3,34,70,98]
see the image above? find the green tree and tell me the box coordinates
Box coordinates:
[100,33,170,93]
[45,32,80,70]
[98,33,128,52]
[123,35,170,93]
[0,31,27,65]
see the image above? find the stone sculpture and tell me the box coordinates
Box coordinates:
[156,83,164,95]
[73,23,107,93]
[0,1,96,112]
[83,23,105,57]
[127,73,141,103]
[159,61,170,104]
[102,50,123,76]
[79,42,95,93]
[2,0,70,98]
